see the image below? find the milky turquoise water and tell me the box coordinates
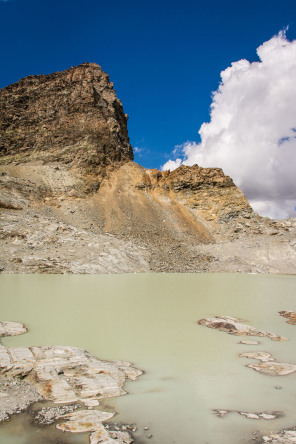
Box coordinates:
[0,273,296,444]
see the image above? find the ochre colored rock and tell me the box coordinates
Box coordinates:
[279,311,296,325]
[0,65,296,274]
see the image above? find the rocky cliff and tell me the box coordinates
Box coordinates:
[0,63,133,190]
[0,64,295,274]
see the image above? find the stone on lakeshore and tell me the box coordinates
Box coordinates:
[239,352,274,362]
[248,362,296,376]
[90,427,113,444]
[213,409,280,420]
[239,340,260,345]
[261,428,296,443]
[239,351,296,376]
[261,413,278,420]
[0,322,27,339]
[0,322,142,443]
[0,375,43,422]
[279,311,296,325]
[0,344,142,405]
[198,316,287,341]
[213,409,230,417]
[34,404,81,425]
[90,428,133,444]
[56,409,114,433]
[240,412,260,419]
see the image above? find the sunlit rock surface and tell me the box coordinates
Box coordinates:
[262,428,296,443]
[239,340,260,345]
[1,65,296,275]
[240,351,296,376]
[213,409,281,420]
[279,311,296,325]
[0,321,27,338]
[0,63,133,172]
[197,316,287,341]
[0,322,142,443]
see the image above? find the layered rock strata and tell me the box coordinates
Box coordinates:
[197,316,287,341]
[0,322,142,443]
[0,63,133,186]
[0,64,295,274]
[279,311,296,325]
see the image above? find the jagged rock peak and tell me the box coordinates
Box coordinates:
[0,63,133,167]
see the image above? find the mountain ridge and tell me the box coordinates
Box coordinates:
[0,64,295,274]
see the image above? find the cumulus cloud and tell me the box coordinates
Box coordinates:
[162,31,296,219]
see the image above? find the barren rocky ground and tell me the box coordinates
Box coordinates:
[0,62,295,275]
[0,160,295,274]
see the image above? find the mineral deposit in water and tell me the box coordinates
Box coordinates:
[1,273,296,444]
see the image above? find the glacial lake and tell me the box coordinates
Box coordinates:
[0,273,296,444]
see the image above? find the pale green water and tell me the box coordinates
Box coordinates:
[0,273,296,444]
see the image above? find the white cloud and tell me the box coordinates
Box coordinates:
[162,158,182,170]
[162,31,296,219]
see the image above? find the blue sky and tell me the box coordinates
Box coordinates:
[0,0,295,168]
[1,0,296,218]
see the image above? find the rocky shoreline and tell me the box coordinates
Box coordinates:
[0,321,142,443]
[1,63,296,443]
[2,312,296,443]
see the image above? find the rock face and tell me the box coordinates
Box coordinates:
[0,63,133,174]
[0,64,296,274]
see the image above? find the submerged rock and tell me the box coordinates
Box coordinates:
[0,322,142,443]
[197,316,287,341]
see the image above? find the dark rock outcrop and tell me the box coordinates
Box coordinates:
[0,63,133,173]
